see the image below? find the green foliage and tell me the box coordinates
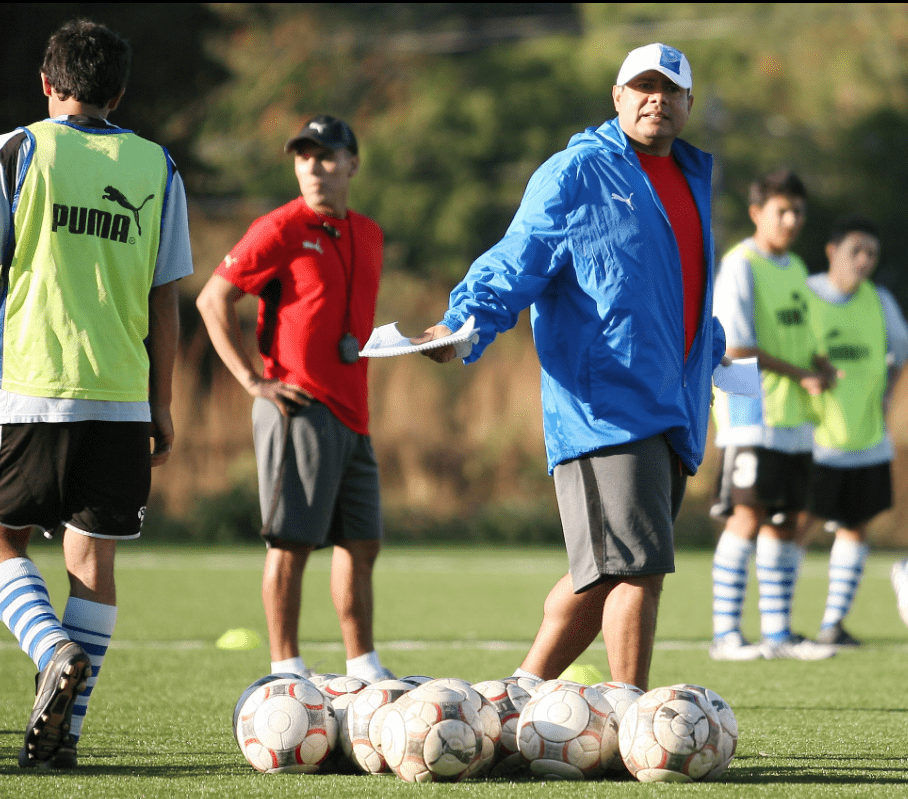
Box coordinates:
[0,4,229,180]
[357,39,596,280]
[386,500,564,546]
[143,484,262,543]
[185,4,908,305]
[10,5,908,297]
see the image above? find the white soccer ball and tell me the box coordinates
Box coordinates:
[318,674,370,701]
[516,680,621,780]
[232,673,300,747]
[421,678,501,778]
[670,684,738,780]
[619,685,722,782]
[473,679,532,777]
[307,672,344,690]
[592,681,645,773]
[341,679,412,773]
[593,681,644,723]
[399,674,434,688]
[235,676,336,773]
[381,682,483,783]
[320,691,360,773]
[502,674,543,693]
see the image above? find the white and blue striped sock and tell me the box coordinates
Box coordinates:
[756,535,800,641]
[712,532,755,639]
[0,557,69,670]
[821,538,868,630]
[61,597,117,742]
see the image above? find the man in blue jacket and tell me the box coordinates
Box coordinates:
[415,43,725,690]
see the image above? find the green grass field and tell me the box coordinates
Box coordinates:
[2,544,907,797]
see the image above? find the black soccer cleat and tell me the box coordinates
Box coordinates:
[19,734,78,769]
[20,641,91,766]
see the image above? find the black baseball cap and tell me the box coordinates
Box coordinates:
[284,115,358,155]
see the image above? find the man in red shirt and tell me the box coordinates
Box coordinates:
[197,116,392,681]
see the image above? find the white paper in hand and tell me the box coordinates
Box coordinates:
[359,315,480,358]
[713,357,761,396]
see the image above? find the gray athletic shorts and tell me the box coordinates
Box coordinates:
[553,435,686,593]
[252,398,381,546]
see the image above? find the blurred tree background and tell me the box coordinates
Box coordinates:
[6,4,908,546]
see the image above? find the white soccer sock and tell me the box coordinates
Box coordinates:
[712,532,755,638]
[0,557,69,670]
[511,667,542,681]
[346,650,387,681]
[62,597,117,742]
[271,656,308,677]
[821,538,869,629]
[756,535,800,641]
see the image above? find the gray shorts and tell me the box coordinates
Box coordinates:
[553,435,686,593]
[252,398,381,546]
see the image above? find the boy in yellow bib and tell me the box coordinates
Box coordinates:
[0,20,192,768]
[710,170,838,661]
[803,217,908,647]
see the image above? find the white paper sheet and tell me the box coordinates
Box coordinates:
[359,315,480,358]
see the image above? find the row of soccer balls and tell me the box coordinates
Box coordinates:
[234,672,738,783]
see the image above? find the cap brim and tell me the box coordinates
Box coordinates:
[617,65,691,90]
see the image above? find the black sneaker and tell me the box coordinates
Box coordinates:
[19,735,78,769]
[20,641,91,766]
[816,622,861,648]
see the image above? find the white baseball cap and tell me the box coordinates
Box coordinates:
[616,43,692,90]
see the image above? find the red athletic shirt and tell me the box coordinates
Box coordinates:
[636,150,705,358]
[216,197,383,434]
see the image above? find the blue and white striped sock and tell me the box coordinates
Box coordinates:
[0,557,69,670]
[756,535,800,642]
[821,538,868,630]
[61,597,117,742]
[712,532,755,639]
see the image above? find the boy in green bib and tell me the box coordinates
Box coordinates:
[710,169,838,661]
[0,20,192,768]
[803,217,908,647]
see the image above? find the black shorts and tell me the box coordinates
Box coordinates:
[711,446,812,519]
[0,421,151,538]
[553,435,686,593]
[808,461,892,528]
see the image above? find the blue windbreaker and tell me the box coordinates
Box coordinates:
[441,116,726,474]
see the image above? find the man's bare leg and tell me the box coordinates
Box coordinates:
[601,574,663,690]
[262,542,312,661]
[332,539,393,679]
[0,525,32,562]
[63,530,117,606]
[518,573,607,680]
[331,539,380,659]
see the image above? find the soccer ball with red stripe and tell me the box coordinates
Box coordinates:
[473,679,532,776]
[516,680,621,780]
[618,685,722,782]
[341,679,413,773]
[235,676,337,773]
[381,683,483,783]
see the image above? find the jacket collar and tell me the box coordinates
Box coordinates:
[576,117,711,180]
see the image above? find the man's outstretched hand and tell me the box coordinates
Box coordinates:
[411,325,455,363]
